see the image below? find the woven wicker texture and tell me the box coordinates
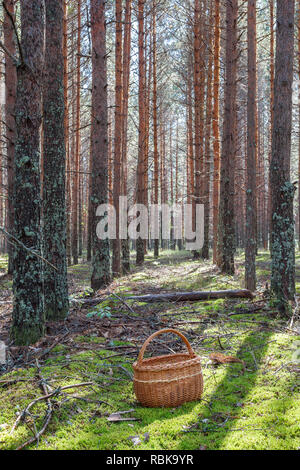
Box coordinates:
[133,328,203,408]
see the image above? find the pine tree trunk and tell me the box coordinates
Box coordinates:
[78,177,83,257]
[11,0,45,345]
[268,0,275,253]
[153,0,159,259]
[298,0,300,250]
[112,0,123,276]
[202,3,213,260]
[212,0,220,264]
[90,0,111,291]
[270,0,295,311]
[72,0,81,265]
[193,0,202,260]
[63,0,71,267]
[0,108,2,252]
[3,0,16,274]
[87,133,92,262]
[121,0,132,274]
[187,55,194,213]
[217,0,238,274]
[43,0,69,320]
[144,28,151,256]
[108,109,113,207]
[245,0,257,291]
[136,0,145,265]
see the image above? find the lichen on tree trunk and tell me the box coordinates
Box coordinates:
[11,0,45,346]
[42,0,69,320]
[271,183,296,307]
[3,0,17,275]
[270,0,295,313]
[217,0,238,275]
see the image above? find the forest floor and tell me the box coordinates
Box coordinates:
[0,250,299,450]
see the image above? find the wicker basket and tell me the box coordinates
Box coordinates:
[133,328,203,408]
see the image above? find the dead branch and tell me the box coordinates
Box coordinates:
[127,289,255,303]
[11,381,93,437]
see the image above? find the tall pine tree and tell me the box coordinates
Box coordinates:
[90,0,111,290]
[43,0,69,320]
[11,0,45,345]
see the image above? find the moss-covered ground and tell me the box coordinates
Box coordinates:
[0,250,299,450]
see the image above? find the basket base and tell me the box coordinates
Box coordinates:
[134,376,203,408]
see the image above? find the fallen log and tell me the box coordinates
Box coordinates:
[128,289,254,303]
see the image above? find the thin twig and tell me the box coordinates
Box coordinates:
[0,226,58,271]
[108,291,138,316]
[16,360,54,450]
[11,382,93,435]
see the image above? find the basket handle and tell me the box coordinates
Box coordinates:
[137,328,196,365]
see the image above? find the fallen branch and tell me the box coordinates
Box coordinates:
[127,289,255,303]
[11,381,93,436]
[0,378,34,388]
[76,293,142,321]
[16,360,54,450]
[108,291,137,316]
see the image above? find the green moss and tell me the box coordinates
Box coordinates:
[75,335,106,344]
[0,325,299,450]
[1,250,299,450]
[10,323,45,347]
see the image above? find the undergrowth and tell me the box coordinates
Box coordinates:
[0,250,299,450]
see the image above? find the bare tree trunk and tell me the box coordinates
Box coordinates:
[72,0,81,265]
[268,0,275,253]
[153,0,159,258]
[193,0,202,260]
[63,0,71,267]
[90,0,111,290]
[217,0,238,274]
[270,0,295,312]
[202,2,213,260]
[3,0,16,274]
[212,0,220,264]
[112,0,123,276]
[136,0,146,265]
[121,0,132,274]
[245,0,257,291]
[11,0,45,345]
[43,0,69,320]
[87,132,92,262]
[298,0,300,250]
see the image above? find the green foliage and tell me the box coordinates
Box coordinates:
[78,287,94,298]
[86,305,112,319]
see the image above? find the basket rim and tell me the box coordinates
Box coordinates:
[133,352,201,372]
[133,369,203,384]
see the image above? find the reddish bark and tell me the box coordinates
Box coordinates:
[136,0,146,265]
[212,0,220,264]
[112,0,123,276]
[245,0,257,291]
